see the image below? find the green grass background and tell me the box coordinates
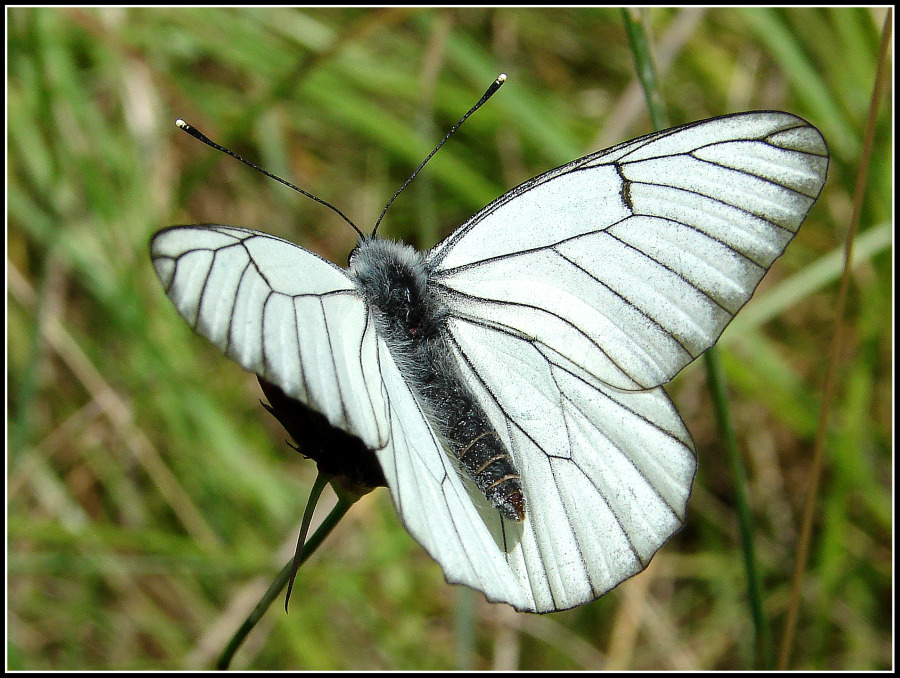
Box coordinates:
[7,7,892,670]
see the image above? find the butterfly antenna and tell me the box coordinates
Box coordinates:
[371,73,507,237]
[175,120,366,239]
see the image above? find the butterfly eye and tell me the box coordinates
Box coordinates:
[347,243,360,267]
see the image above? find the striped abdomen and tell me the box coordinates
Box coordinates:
[428,352,526,522]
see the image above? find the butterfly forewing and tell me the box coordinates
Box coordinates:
[429,111,828,392]
[151,225,389,451]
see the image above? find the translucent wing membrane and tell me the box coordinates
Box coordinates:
[446,316,695,611]
[429,112,828,391]
[371,340,533,609]
[151,225,388,451]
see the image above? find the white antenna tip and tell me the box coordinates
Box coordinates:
[175,119,187,129]
[497,73,507,83]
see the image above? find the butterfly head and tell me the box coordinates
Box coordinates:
[350,238,443,342]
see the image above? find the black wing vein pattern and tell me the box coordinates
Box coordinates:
[429,111,828,392]
[442,312,693,609]
[450,324,675,576]
[150,225,390,453]
[423,111,827,611]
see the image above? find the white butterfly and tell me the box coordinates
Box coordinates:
[151,109,828,613]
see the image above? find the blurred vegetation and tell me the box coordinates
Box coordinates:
[7,7,892,670]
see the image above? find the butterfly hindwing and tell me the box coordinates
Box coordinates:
[443,314,695,611]
[371,338,534,609]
